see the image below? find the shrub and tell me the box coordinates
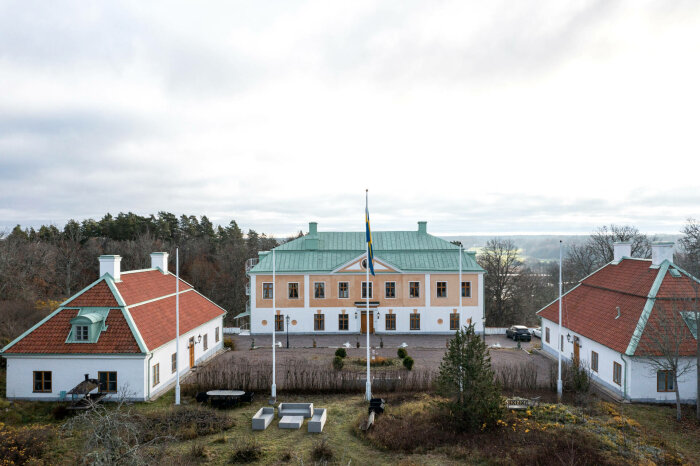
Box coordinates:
[333,356,344,371]
[224,339,235,350]
[141,406,234,441]
[0,423,55,464]
[353,357,393,367]
[403,356,414,371]
[230,438,262,463]
[436,323,503,432]
[335,348,347,358]
[397,348,407,359]
[311,437,333,461]
[52,403,71,420]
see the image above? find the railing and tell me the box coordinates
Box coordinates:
[245,282,250,296]
[245,258,259,273]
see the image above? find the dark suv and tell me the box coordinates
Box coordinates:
[506,325,532,342]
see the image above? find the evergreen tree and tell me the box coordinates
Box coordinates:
[436,324,503,432]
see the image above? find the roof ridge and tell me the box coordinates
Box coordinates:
[127,288,195,309]
[579,282,650,298]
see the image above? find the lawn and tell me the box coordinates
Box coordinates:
[2,387,699,465]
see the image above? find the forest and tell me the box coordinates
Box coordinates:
[1,212,698,344]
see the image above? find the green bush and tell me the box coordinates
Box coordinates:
[335,348,347,358]
[332,356,344,371]
[224,339,235,350]
[397,348,407,359]
[403,356,414,371]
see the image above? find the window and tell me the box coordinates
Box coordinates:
[153,363,160,387]
[461,281,471,298]
[450,313,460,330]
[262,282,273,299]
[591,351,599,372]
[385,282,396,298]
[657,370,675,392]
[362,282,373,299]
[410,313,420,330]
[436,281,447,298]
[33,371,51,393]
[560,335,564,351]
[385,313,396,331]
[288,283,299,299]
[314,313,325,331]
[215,327,220,343]
[275,314,284,331]
[203,333,208,351]
[98,371,117,392]
[314,282,325,299]
[75,325,89,341]
[409,282,420,298]
[171,353,177,373]
[613,362,622,386]
[338,313,349,331]
[545,327,550,343]
[338,282,349,299]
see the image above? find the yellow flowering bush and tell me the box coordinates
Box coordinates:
[0,422,54,465]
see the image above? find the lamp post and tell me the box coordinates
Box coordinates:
[286,315,290,349]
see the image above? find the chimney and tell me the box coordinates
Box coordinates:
[417,221,427,234]
[150,252,169,274]
[651,242,674,266]
[99,255,121,282]
[309,222,318,236]
[613,242,631,262]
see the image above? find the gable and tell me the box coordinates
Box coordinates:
[335,255,399,273]
[64,280,119,307]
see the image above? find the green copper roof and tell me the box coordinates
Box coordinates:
[249,231,484,274]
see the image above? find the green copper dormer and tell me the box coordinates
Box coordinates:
[67,308,110,343]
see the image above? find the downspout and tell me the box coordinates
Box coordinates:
[146,352,154,401]
[620,353,629,400]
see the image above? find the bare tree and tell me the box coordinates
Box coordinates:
[679,218,700,278]
[638,299,695,421]
[478,239,522,326]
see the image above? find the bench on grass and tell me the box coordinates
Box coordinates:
[278,402,313,418]
[308,408,327,433]
[252,407,274,430]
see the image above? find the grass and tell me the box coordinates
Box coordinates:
[1,383,699,465]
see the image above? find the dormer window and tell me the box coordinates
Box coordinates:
[75,325,89,341]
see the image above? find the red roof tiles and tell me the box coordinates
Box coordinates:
[4,308,140,354]
[538,259,699,356]
[129,290,225,351]
[64,281,118,307]
[115,270,191,305]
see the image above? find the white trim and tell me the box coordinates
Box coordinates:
[436,280,448,299]
[127,288,195,308]
[384,281,397,299]
[313,281,327,299]
[337,281,350,299]
[288,282,301,299]
[409,281,421,299]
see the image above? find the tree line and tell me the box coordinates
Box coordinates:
[478,221,700,327]
[0,212,283,343]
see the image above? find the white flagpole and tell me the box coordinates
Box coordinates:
[175,247,180,405]
[459,244,462,328]
[271,248,277,402]
[365,190,372,401]
[557,240,563,400]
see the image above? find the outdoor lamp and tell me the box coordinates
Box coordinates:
[354,311,358,320]
[197,334,202,344]
[566,333,572,343]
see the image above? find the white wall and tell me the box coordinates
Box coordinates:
[629,357,697,403]
[147,315,224,399]
[5,355,145,401]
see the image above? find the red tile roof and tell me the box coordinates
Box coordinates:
[4,308,141,354]
[128,290,225,351]
[64,281,119,307]
[115,270,191,306]
[538,259,699,356]
[636,304,697,357]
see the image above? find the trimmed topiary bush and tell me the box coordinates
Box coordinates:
[332,356,344,371]
[402,356,414,371]
[335,348,347,358]
[397,347,407,359]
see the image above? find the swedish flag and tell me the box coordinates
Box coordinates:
[365,198,375,276]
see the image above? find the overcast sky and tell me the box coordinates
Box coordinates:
[1,1,699,237]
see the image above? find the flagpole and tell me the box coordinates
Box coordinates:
[459,244,462,328]
[365,190,371,401]
[557,240,563,401]
[271,248,277,402]
[175,247,180,405]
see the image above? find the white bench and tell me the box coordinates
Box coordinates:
[278,402,313,418]
[308,408,327,433]
[252,407,274,430]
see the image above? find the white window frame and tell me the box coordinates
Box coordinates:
[75,325,89,341]
[436,281,448,298]
[362,281,373,299]
[338,281,349,299]
[385,281,396,299]
[409,281,420,298]
[288,282,300,299]
[314,281,326,299]
[461,281,472,298]
[262,282,273,299]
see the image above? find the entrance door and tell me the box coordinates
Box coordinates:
[361,311,374,334]
[573,340,580,367]
[189,337,195,368]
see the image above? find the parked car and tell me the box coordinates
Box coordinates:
[531,327,541,338]
[506,325,532,342]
